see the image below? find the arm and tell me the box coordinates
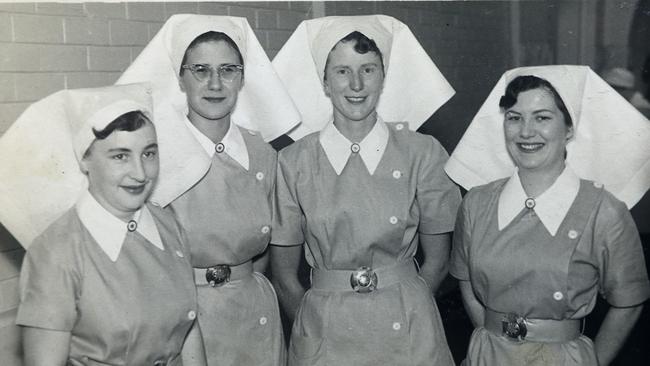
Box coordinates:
[459,280,485,328]
[418,232,451,293]
[269,244,306,324]
[23,327,71,366]
[181,321,207,366]
[594,303,644,366]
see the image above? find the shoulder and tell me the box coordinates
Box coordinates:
[238,125,277,157]
[28,209,86,264]
[464,179,508,207]
[386,122,449,156]
[147,203,178,228]
[578,179,630,222]
[278,131,320,162]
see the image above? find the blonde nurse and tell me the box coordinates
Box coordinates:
[117,15,300,366]
[446,65,650,365]
[271,15,460,365]
[0,83,205,365]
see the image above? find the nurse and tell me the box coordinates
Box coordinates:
[271,15,460,365]
[117,15,300,366]
[0,83,205,365]
[445,65,650,365]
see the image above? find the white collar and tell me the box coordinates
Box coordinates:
[184,118,250,170]
[498,166,580,236]
[319,116,389,175]
[75,191,164,262]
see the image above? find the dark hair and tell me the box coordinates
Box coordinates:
[179,31,244,76]
[83,111,150,158]
[499,75,572,127]
[323,31,384,81]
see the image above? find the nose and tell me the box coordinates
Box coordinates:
[520,118,536,138]
[349,72,364,92]
[207,70,223,90]
[130,158,146,182]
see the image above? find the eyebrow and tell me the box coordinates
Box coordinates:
[107,148,131,153]
[144,143,158,150]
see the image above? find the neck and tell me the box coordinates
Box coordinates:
[517,163,566,197]
[333,111,378,142]
[188,112,231,144]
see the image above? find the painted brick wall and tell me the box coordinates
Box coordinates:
[0,1,314,134]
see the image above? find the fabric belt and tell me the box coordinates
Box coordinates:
[193,260,253,286]
[484,309,582,343]
[311,260,417,292]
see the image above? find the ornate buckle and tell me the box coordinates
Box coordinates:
[350,266,378,293]
[502,313,527,340]
[206,265,231,287]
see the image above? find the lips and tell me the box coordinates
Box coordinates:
[121,184,146,195]
[203,96,226,103]
[345,96,367,104]
[517,142,545,153]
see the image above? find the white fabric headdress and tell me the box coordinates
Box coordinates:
[445,65,650,208]
[0,83,153,247]
[116,14,300,207]
[272,15,455,140]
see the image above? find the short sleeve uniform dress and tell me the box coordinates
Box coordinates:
[16,193,197,366]
[168,121,285,366]
[273,120,461,366]
[450,169,650,366]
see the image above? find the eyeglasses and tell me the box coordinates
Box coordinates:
[181,63,244,83]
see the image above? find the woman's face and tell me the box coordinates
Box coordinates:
[179,40,243,125]
[324,40,384,125]
[80,121,159,221]
[504,87,573,175]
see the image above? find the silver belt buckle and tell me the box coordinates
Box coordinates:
[502,313,527,340]
[206,265,231,287]
[350,266,378,293]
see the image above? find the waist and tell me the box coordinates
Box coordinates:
[193,260,253,287]
[311,260,418,292]
[484,309,582,343]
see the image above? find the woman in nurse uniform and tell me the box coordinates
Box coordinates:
[117,15,300,366]
[271,15,460,365]
[0,83,205,365]
[445,65,650,365]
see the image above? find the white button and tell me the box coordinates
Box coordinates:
[392,170,402,179]
[261,225,270,234]
[259,316,267,325]
[175,250,184,258]
[553,291,564,301]
[395,123,404,131]
[256,172,264,180]
[351,143,360,153]
[389,216,398,225]
[567,230,578,239]
[392,322,401,330]
[215,143,225,153]
[188,310,196,320]
[593,182,603,188]
[127,220,137,232]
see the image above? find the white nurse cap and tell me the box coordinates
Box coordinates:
[272,14,455,140]
[0,83,153,247]
[445,65,650,208]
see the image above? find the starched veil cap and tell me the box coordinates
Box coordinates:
[0,83,153,247]
[444,65,650,208]
[272,14,455,140]
[117,14,300,207]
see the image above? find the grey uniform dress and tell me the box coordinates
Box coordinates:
[273,120,461,366]
[168,123,285,366]
[451,175,650,366]
[16,198,197,366]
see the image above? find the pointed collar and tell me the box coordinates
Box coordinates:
[319,116,389,175]
[184,118,250,170]
[75,191,164,262]
[498,166,580,236]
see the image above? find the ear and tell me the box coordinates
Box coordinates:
[323,79,330,98]
[566,124,574,141]
[178,76,186,93]
[78,158,90,175]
